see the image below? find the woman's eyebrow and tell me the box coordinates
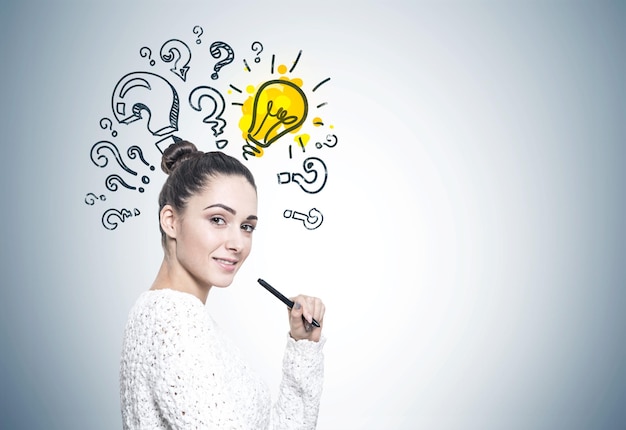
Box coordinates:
[204,203,236,214]
[205,203,258,221]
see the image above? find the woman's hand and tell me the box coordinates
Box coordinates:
[288,295,325,342]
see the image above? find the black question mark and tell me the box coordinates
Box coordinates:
[139,47,155,66]
[193,26,203,44]
[210,41,234,80]
[251,41,263,63]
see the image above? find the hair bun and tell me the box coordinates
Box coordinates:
[161,140,202,174]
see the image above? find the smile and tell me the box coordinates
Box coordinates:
[214,257,238,266]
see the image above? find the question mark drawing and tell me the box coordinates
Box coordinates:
[84,193,106,205]
[91,141,145,193]
[277,157,328,194]
[209,41,234,80]
[112,71,180,136]
[189,86,227,141]
[160,39,191,82]
[193,25,203,44]
[139,47,155,66]
[127,145,155,172]
[105,174,146,193]
[155,135,182,154]
[315,133,338,150]
[90,141,136,175]
[101,207,140,231]
[251,41,263,63]
[99,117,118,137]
[126,145,154,191]
[283,208,324,230]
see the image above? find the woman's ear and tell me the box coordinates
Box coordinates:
[160,205,178,239]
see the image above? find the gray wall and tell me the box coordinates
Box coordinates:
[1,1,624,429]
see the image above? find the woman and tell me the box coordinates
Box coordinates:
[119,140,326,429]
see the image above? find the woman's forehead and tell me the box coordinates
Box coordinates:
[192,175,258,209]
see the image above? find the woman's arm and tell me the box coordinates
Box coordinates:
[270,295,326,429]
[271,336,326,429]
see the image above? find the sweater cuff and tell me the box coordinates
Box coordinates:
[285,333,326,351]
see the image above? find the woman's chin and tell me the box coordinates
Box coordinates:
[209,275,237,289]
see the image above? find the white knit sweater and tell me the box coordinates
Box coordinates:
[120,289,325,429]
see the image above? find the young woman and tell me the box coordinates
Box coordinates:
[119,140,326,429]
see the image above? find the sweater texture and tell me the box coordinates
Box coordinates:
[120,289,325,429]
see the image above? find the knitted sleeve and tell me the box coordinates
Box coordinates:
[270,336,326,430]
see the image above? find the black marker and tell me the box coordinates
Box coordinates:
[257,278,321,328]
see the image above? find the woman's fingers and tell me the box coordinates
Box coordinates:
[292,295,323,324]
[289,295,325,341]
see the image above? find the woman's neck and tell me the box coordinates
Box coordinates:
[150,257,210,304]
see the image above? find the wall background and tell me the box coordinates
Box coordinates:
[1,1,624,429]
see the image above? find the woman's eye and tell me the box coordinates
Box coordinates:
[241,224,256,233]
[210,216,226,225]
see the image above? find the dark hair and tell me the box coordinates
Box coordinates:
[158,140,256,239]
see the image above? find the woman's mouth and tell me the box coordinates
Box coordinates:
[213,257,238,271]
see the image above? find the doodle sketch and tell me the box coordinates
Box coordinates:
[85,30,337,231]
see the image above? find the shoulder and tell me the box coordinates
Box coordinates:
[123,289,213,349]
[121,289,220,384]
[128,289,206,323]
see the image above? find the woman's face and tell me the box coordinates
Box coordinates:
[170,174,258,291]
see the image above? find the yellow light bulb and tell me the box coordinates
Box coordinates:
[246,79,308,148]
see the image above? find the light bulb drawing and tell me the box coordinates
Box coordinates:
[234,49,334,160]
[240,79,308,159]
[88,35,337,231]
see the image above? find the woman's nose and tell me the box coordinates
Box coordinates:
[225,228,243,252]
